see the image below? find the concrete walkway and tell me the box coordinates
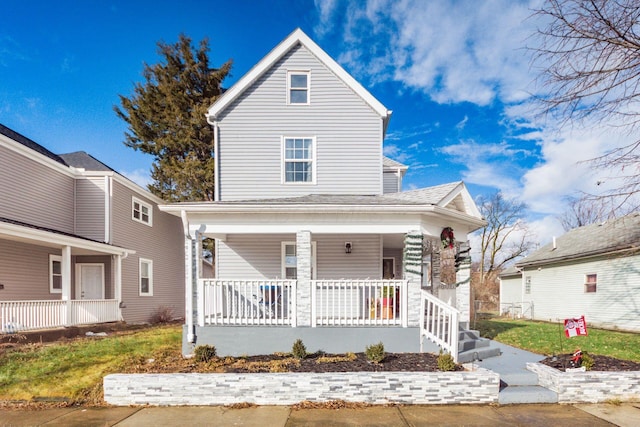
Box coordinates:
[2,403,639,426]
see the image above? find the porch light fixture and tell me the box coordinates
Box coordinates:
[345,242,352,254]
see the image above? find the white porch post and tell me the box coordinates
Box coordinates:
[456,240,471,329]
[115,254,123,320]
[185,234,196,342]
[296,230,312,327]
[61,245,72,326]
[403,231,423,327]
[195,231,204,327]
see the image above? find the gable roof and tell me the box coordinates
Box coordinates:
[383,157,408,170]
[0,123,68,166]
[59,151,114,172]
[206,28,391,130]
[516,213,640,267]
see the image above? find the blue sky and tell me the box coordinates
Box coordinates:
[1,0,629,246]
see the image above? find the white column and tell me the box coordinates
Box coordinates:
[403,231,423,327]
[455,241,472,329]
[195,231,204,327]
[185,234,195,343]
[61,245,72,326]
[296,230,312,327]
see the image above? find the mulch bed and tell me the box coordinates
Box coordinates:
[540,354,640,372]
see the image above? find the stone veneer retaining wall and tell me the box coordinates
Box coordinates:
[104,369,499,406]
[527,363,640,403]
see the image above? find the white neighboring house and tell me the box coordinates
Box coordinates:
[500,213,640,332]
[160,29,488,360]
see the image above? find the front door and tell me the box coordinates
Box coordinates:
[382,257,395,279]
[76,264,105,299]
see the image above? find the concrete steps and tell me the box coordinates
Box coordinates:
[457,330,501,363]
[498,370,558,404]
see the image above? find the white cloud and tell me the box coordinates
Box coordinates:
[121,168,152,189]
[319,0,541,106]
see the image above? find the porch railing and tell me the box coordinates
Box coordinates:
[420,290,460,362]
[312,280,408,327]
[0,299,121,333]
[200,279,296,326]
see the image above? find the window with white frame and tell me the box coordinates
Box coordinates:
[49,254,62,294]
[283,137,315,183]
[281,242,316,279]
[525,276,531,294]
[288,71,309,104]
[139,258,153,296]
[585,273,597,293]
[132,196,152,226]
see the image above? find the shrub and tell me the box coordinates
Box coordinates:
[292,339,307,360]
[194,345,217,363]
[365,342,385,363]
[148,305,174,324]
[437,350,456,372]
[581,352,595,371]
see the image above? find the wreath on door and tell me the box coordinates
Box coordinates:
[441,227,455,249]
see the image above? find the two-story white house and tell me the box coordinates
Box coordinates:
[0,124,185,331]
[160,29,487,361]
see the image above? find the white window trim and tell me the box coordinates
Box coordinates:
[49,254,62,294]
[525,276,531,294]
[584,273,597,293]
[132,196,153,226]
[281,136,317,184]
[139,258,153,296]
[281,241,317,279]
[287,70,310,105]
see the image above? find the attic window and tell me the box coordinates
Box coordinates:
[288,71,309,104]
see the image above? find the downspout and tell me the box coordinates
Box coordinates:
[181,210,196,343]
[206,114,220,202]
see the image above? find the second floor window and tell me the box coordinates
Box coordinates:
[288,71,309,104]
[283,137,314,183]
[132,197,152,226]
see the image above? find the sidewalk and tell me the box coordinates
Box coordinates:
[2,403,639,426]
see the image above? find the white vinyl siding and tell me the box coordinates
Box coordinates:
[217,44,383,201]
[217,234,381,280]
[523,253,640,332]
[139,258,153,296]
[383,171,400,194]
[49,254,62,294]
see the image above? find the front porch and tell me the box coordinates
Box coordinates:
[0,218,133,333]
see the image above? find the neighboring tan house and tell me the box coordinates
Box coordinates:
[500,213,640,332]
[0,124,185,331]
[160,29,490,362]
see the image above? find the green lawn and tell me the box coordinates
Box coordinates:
[476,316,640,362]
[1,318,639,404]
[0,324,181,403]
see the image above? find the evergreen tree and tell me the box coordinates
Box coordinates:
[115,34,232,201]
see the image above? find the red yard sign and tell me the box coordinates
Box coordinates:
[564,316,588,338]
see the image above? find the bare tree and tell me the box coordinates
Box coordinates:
[477,192,535,285]
[532,0,640,206]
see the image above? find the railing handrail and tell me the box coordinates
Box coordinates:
[420,290,460,362]
[0,299,121,333]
